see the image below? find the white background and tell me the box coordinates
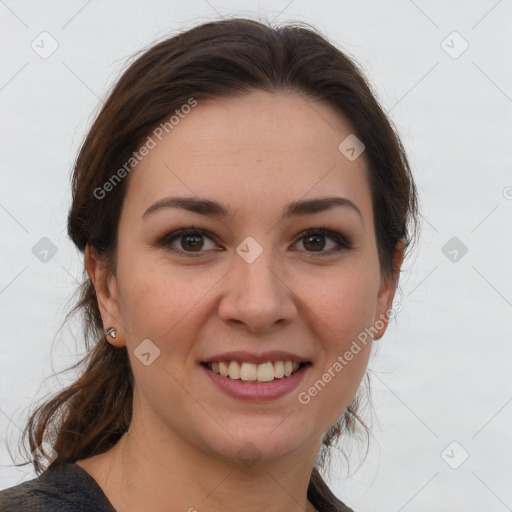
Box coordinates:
[1,1,511,510]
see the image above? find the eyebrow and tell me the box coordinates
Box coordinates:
[142,195,364,223]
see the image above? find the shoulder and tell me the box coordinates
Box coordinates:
[0,462,116,512]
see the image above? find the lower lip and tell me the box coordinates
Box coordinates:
[201,364,310,401]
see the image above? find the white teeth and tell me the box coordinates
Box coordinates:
[257,362,274,382]
[208,360,304,381]
[219,361,229,377]
[274,361,285,378]
[228,361,241,379]
[240,362,257,381]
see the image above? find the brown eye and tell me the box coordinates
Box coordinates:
[180,233,204,251]
[294,228,353,255]
[157,227,217,256]
[302,233,326,252]
[157,226,353,258]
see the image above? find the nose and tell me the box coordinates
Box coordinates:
[217,247,298,334]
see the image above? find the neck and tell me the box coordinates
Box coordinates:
[79,408,322,512]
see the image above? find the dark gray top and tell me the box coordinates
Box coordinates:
[0,462,354,511]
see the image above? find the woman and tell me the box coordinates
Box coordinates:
[1,17,419,512]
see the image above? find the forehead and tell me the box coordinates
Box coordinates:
[123,91,372,224]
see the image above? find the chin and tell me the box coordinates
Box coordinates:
[196,419,315,466]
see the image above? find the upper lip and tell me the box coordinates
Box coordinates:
[201,350,311,365]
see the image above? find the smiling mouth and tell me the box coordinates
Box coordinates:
[201,360,311,382]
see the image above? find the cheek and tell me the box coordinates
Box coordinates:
[116,259,203,406]
[303,262,380,341]
[295,281,375,430]
[116,252,217,346]
[296,262,378,400]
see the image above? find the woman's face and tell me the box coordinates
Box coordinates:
[93,90,400,464]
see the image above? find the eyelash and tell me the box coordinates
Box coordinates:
[156,225,353,257]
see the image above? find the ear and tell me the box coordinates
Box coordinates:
[85,244,125,347]
[372,239,405,340]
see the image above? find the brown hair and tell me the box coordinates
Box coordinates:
[16,17,419,509]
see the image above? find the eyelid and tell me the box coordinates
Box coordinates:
[294,227,353,253]
[155,226,218,255]
[156,225,353,256]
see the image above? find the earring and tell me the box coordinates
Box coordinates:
[105,327,117,339]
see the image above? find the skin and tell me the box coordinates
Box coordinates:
[77,90,404,512]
